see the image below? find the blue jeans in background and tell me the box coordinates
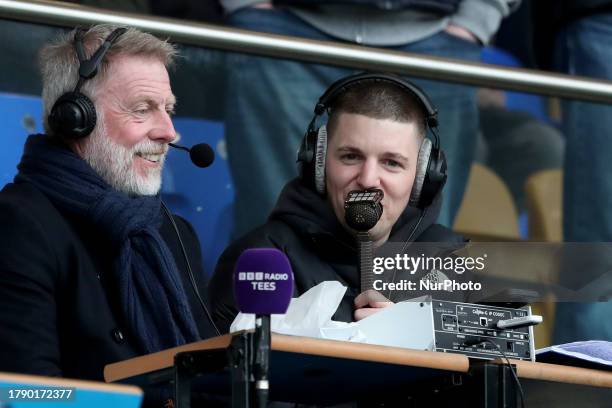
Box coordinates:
[223,8,481,238]
[553,14,612,343]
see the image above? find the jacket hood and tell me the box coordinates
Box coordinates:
[269,178,444,246]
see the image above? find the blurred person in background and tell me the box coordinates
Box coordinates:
[532,0,612,343]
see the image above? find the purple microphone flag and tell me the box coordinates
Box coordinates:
[233,248,294,315]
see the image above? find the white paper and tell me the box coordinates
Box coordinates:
[229,281,434,350]
[536,340,612,367]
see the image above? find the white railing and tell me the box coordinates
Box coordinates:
[2,0,612,103]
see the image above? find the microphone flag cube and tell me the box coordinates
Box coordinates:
[233,248,294,315]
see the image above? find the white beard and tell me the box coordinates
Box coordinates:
[79,122,168,196]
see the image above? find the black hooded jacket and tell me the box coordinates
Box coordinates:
[209,178,465,333]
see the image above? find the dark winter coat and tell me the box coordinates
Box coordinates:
[0,182,217,381]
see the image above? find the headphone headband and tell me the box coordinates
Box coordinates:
[76,27,127,86]
[310,73,440,153]
[49,26,127,140]
[315,72,439,130]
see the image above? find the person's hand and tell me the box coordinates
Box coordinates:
[353,289,394,321]
[444,24,479,44]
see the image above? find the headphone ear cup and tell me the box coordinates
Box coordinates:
[49,91,97,140]
[409,138,432,208]
[420,147,447,208]
[313,125,328,195]
[297,124,316,186]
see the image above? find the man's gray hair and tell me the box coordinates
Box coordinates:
[39,24,178,135]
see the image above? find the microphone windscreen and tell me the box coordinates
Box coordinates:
[189,143,215,168]
[345,202,383,232]
[233,248,294,315]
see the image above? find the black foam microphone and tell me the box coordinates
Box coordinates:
[344,189,383,232]
[344,189,384,293]
[169,142,215,168]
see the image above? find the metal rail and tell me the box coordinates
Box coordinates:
[2,0,612,103]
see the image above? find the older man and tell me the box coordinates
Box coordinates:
[0,25,217,381]
[209,73,466,333]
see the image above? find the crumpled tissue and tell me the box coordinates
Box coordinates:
[230,281,366,342]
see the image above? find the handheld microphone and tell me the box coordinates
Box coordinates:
[233,248,294,408]
[169,142,215,168]
[344,189,383,232]
[344,189,384,293]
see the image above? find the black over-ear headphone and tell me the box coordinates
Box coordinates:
[48,27,127,140]
[296,72,447,210]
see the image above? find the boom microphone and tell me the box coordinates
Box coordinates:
[169,142,215,168]
[233,248,294,408]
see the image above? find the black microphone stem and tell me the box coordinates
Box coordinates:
[168,142,190,152]
[357,232,374,293]
[253,314,270,408]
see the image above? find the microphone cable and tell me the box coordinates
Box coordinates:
[387,207,427,302]
[161,201,221,337]
[463,337,526,408]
